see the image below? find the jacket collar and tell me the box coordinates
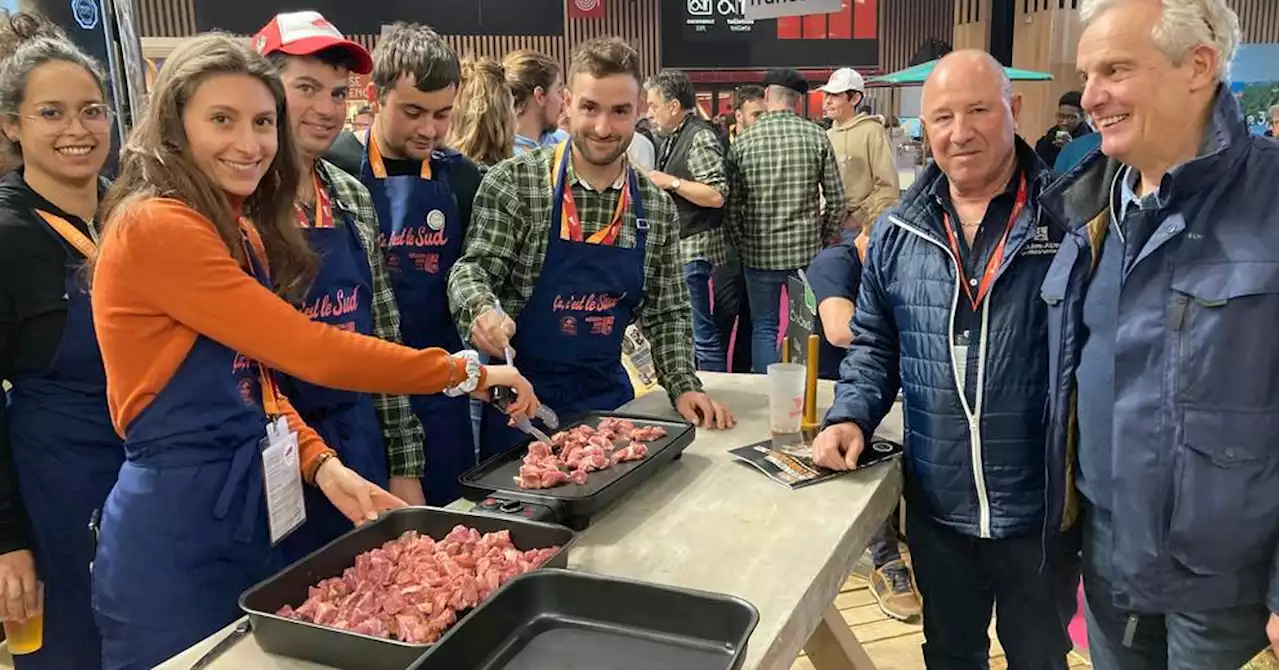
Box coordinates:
[893,135,1049,239]
[1039,83,1250,233]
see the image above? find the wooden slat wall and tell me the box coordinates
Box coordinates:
[867,0,955,118]
[137,0,662,77]
[1227,0,1279,43]
[1012,2,1083,140]
[953,0,991,52]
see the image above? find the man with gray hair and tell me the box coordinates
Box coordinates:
[645,69,729,371]
[726,68,846,372]
[1040,0,1278,665]
[811,50,1078,668]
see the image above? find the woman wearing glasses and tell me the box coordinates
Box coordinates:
[0,12,121,670]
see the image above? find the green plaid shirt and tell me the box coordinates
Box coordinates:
[318,160,426,478]
[725,110,847,270]
[448,146,702,404]
[675,125,728,267]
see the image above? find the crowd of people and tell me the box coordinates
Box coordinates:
[0,0,1273,669]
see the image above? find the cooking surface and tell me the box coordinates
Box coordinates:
[155,374,904,670]
[463,413,694,500]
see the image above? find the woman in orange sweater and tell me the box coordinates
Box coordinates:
[88,34,537,670]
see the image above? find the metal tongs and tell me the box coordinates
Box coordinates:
[490,302,558,445]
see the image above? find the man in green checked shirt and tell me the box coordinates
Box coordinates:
[727,68,848,373]
[448,37,735,460]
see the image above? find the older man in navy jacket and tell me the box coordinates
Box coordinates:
[811,50,1079,669]
[1040,0,1278,667]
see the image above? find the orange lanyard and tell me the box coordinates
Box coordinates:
[941,175,1028,312]
[295,171,334,229]
[236,221,283,419]
[35,210,97,258]
[366,128,432,180]
[549,141,628,245]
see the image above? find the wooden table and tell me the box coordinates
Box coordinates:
[157,373,903,670]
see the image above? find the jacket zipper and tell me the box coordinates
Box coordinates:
[890,215,993,538]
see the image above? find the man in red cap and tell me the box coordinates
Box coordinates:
[253,11,429,561]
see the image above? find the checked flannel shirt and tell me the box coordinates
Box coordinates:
[447,145,702,404]
[317,159,426,478]
[725,109,847,270]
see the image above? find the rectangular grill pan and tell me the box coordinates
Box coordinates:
[460,411,695,525]
[408,569,760,670]
[239,507,576,670]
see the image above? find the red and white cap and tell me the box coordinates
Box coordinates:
[252,11,373,75]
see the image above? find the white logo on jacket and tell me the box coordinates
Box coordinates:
[1022,225,1059,256]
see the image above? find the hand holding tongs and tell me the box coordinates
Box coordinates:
[490,302,558,444]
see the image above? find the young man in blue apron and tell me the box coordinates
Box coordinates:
[448,37,736,459]
[352,23,485,504]
[253,12,429,552]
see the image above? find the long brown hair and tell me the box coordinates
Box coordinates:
[446,56,514,167]
[98,33,315,299]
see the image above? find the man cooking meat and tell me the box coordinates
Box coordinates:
[447,37,735,459]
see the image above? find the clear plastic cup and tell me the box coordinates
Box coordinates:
[768,363,807,435]
[3,582,43,655]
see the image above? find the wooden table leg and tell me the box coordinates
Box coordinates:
[802,604,879,670]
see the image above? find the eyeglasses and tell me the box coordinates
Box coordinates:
[20,103,114,133]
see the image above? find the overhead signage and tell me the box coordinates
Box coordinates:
[743,0,842,21]
[684,0,757,39]
[663,0,878,69]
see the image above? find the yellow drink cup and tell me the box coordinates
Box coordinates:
[3,582,43,655]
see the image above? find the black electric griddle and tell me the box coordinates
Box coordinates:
[239,507,576,670]
[460,411,696,530]
[408,569,760,670]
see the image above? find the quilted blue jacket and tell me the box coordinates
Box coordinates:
[825,139,1068,540]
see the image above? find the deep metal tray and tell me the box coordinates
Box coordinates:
[459,411,696,524]
[408,569,760,670]
[239,507,576,670]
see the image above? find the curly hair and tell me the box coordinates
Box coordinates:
[0,11,108,168]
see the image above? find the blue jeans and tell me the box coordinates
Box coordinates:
[683,260,726,372]
[1082,504,1270,670]
[869,518,903,569]
[906,501,1079,670]
[743,267,796,373]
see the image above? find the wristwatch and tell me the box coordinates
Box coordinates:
[669,178,682,192]
[444,350,483,397]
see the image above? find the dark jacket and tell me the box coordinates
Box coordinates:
[657,115,725,240]
[825,138,1066,540]
[1039,85,1278,613]
[1035,123,1091,169]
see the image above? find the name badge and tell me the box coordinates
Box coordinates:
[952,331,970,394]
[260,416,306,545]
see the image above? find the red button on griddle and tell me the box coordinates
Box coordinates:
[481,498,497,508]
[522,508,533,517]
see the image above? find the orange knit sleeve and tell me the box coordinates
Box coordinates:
[275,392,334,483]
[105,198,483,398]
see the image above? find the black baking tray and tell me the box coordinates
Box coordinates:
[239,507,576,670]
[460,411,696,523]
[408,569,760,670]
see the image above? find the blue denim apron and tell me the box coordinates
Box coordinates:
[277,172,385,562]
[93,238,287,670]
[361,136,472,504]
[479,143,648,458]
[7,211,123,670]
